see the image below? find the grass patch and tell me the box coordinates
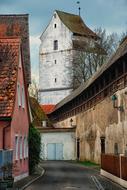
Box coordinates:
[77,160,100,167]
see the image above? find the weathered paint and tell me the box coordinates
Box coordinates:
[56,87,127,163]
[41,131,76,160]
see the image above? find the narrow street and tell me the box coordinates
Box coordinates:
[25,161,125,190]
[26,161,97,190]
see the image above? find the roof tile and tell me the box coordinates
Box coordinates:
[56,10,98,39]
[0,38,20,117]
[41,104,55,114]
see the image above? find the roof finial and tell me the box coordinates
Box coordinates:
[77,1,81,16]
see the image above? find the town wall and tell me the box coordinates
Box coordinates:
[56,87,127,163]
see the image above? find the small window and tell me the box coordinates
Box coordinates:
[17,83,21,107]
[54,13,56,18]
[24,137,28,158]
[55,60,56,64]
[54,40,58,50]
[15,136,19,160]
[24,137,26,158]
[54,24,57,28]
[55,78,57,83]
[42,120,47,127]
[20,136,22,159]
[19,51,21,68]
[114,143,119,155]
[22,86,25,108]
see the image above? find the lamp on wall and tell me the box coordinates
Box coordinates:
[111,94,124,112]
[70,118,73,127]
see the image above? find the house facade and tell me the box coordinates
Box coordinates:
[0,38,30,181]
[39,10,100,105]
[49,37,127,164]
[0,14,31,181]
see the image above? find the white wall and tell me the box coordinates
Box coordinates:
[39,11,73,104]
[41,132,76,160]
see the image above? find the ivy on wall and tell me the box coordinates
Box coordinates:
[28,123,41,174]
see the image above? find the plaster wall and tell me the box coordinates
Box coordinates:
[39,11,73,104]
[56,87,127,163]
[41,131,76,160]
[11,51,29,180]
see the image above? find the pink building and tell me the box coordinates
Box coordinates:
[0,38,30,181]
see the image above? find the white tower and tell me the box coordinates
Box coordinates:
[39,10,99,105]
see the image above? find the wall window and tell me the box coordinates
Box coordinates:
[55,78,57,83]
[22,86,25,108]
[54,40,58,50]
[17,82,21,107]
[54,13,56,18]
[19,136,22,159]
[19,50,21,68]
[55,60,56,64]
[15,136,19,160]
[24,137,28,158]
[54,24,57,28]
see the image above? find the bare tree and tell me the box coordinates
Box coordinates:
[120,31,127,44]
[29,79,39,101]
[65,28,119,89]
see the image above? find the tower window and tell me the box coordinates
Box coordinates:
[55,78,57,83]
[55,60,56,64]
[54,24,57,28]
[54,13,56,18]
[54,40,58,50]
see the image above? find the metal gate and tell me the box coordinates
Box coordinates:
[47,143,63,160]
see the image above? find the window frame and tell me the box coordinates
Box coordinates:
[54,40,58,50]
[22,86,25,108]
[19,136,23,159]
[15,135,19,161]
[17,82,21,107]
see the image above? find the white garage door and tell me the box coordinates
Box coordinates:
[47,143,63,160]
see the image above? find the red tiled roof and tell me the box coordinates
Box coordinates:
[41,105,55,114]
[0,38,20,118]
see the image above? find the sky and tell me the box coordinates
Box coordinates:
[0,0,127,83]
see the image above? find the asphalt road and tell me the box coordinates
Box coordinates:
[25,161,98,190]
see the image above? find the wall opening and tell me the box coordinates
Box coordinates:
[77,138,80,160]
[100,136,105,154]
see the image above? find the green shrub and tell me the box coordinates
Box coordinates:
[28,123,41,174]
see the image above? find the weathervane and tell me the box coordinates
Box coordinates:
[77,1,81,16]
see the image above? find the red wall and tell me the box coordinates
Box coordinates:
[10,52,29,178]
[0,121,10,149]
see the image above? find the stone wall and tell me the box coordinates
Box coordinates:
[56,87,127,163]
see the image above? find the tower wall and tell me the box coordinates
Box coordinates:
[39,11,73,104]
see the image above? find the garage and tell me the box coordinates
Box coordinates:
[47,143,63,160]
[39,127,76,160]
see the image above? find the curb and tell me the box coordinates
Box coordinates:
[20,169,45,190]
